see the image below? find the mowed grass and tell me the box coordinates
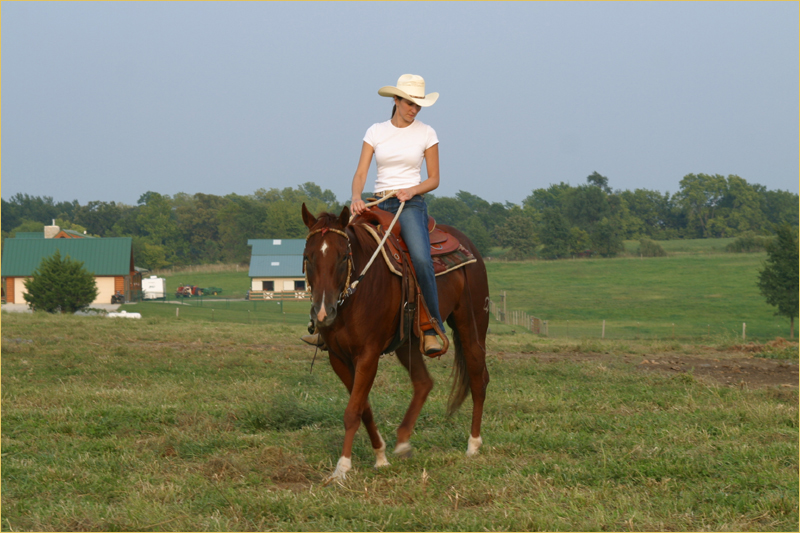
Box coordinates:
[126,299,313,327]
[2,312,797,531]
[486,252,791,341]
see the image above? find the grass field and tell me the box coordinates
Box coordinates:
[2,312,797,531]
[139,240,792,342]
[486,252,792,341]
[623,238,738,255]
[148,265,252,299]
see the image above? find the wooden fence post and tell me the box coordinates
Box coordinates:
[602,320,605,339]
[176,307,179,318]
[743,322,746,341]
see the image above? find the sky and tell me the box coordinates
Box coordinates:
[2,1,798,207]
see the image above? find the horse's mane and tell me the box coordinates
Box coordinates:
[311,212,346,230]
[309,212,375,251]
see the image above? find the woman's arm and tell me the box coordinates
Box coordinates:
[350,142,374,215]
[397,143,439,202]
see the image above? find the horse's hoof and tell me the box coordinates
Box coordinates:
[323,456,351,485]
[466,435,482,457]
[394,442,413,459]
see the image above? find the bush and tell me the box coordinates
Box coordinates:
[23,250,98,313]
[726,231,773,253]
[638,238,667,257]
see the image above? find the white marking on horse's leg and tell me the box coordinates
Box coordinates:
[373,434,390,468]
[316,292,327,322]
[466,435,482,456]
[328,456,351,481]
[321,241,328,256]
[394,441,412,457]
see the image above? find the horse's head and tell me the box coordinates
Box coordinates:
[302,203,352,328]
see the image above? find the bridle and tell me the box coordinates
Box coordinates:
[304,194,405,307]
[304,226,354,305]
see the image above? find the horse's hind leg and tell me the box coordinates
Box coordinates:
[393,340,434,457]
[449,304,490,457]
[327,353,389,477]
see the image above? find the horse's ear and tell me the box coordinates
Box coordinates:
[301,203,317,229]
[339,205,351,227]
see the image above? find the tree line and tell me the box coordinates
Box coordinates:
[2,173,797,268]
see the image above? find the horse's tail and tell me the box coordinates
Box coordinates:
[446,322,470,416]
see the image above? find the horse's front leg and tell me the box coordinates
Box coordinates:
[327,351,382,482]
[327,352,389,473]
[393,340,434,458]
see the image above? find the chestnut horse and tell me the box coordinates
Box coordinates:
[301,204,490,481]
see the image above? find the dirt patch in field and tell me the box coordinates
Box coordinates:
[631,353,798,389]
[499,343,799,390]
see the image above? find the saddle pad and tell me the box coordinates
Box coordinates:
[359,224,477,277]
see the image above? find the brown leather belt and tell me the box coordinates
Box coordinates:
[374,190,399,198]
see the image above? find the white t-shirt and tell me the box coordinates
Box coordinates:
[363,119,439,193]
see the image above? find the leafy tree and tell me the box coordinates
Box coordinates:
[719,176,767,234]
[54,218,89,235]
[75,201,125,237]
[494,208,537,260]
[428,196,473,227]
[761,189,799,228]
[1,193,79,230]
[568,227,591,255]
[676,173,727,237]
[618,189,678,239]
[590,217,625,257]
[136,191,182,263]
[175,193,229,264]
[538,208,571,259]
[586,171,612,194]
[757,224,799,338]
[23,250,98,313]
[9,220,47,236]
[461,216,492,256]
[563,185,611,230]
[523,182,572,212]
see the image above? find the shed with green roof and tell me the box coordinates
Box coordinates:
[2,237,141,305]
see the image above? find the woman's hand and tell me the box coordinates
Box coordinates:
[396,188,415,202]
[350,197,367,215]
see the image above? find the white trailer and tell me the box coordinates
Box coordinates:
[142,275,167,300]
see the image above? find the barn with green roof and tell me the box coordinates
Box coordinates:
[2,237,141,305]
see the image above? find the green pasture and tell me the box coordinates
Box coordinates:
[623,237,738,255]
[129,299,313,328]
[486,252,791,341]
[151,267,252,299]
[139,239,791,342]
[1,312,797,531]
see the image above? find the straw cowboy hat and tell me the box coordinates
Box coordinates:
[378,74,439,107]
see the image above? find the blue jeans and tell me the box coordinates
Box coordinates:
[380,195,443,335]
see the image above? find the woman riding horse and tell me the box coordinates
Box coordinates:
[305,74,445,355]
[301,205,490,481]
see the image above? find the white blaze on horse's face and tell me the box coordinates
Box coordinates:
[320,240,328,256]
[316,291,328,323]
